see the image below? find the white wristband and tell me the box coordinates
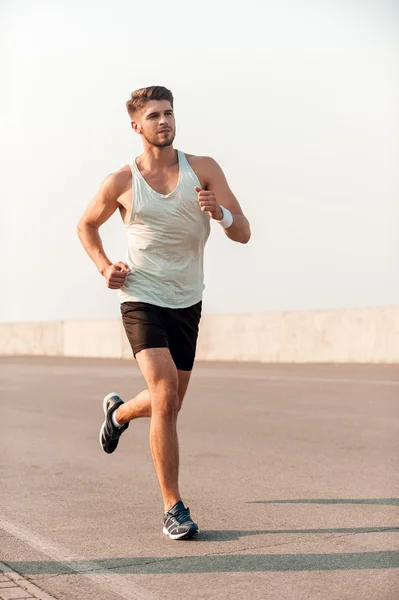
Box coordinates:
[216,206,234,229]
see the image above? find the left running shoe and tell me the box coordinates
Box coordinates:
[163,501,199,540]
[99,393,129,454]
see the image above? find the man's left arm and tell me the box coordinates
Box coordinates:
[195,157,251,244]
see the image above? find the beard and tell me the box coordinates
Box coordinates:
[142,129,176,148]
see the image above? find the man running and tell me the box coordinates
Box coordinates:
[77,86,251,540]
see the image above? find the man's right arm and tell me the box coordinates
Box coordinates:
[77,172,130,289]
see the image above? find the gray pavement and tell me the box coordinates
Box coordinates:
[0,357,398,600]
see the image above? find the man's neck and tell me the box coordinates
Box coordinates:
[138,145,177,171]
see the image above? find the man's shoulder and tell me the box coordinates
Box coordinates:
[184,154,222,187]
[184,154,218,169]
[101,165,132,199]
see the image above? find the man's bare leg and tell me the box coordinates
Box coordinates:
[115,389,152,421]
[114,368,191,424]
[123,347,186,510]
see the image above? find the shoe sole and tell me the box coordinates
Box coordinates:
[162,526,199,540]
[99,392,122,452]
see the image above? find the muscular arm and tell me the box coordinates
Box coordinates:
[77,168,131,287]
[77,175,119,274]
[196,157,251,244]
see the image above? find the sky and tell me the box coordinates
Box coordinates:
[1,0,398,322]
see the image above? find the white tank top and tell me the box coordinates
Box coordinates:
[119,151,211,308]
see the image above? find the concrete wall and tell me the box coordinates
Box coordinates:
[1,306,398,363]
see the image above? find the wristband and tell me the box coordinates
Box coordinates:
[216,206,234,229]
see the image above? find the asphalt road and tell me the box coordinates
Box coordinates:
[1,357,398,600]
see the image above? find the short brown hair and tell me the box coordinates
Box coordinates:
[126,86,174,119]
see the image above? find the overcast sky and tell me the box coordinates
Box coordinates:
[1,0,398,322]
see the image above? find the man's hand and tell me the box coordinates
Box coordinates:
[194,186,223,221]
[104,262,130,289]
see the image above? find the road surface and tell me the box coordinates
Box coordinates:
[0,357,398,599]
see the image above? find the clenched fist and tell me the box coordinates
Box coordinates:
[194,186,223,221]
[104,262,130,289]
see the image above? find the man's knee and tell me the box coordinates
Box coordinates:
[151,384,180,418]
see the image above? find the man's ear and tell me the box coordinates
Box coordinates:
[131,121,141,134]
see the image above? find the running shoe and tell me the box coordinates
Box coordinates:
[163,501,199,540]
[99,393,129,454]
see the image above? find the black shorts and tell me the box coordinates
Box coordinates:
[120,301,202,371]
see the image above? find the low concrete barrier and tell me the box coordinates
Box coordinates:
[1,306,398,363]
[0,321,63,356]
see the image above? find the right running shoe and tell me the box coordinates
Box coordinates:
[99,393,129,454]
[163,501,199,540]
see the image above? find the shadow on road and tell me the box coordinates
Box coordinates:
[4,550,399,576]
[193,525,399,542]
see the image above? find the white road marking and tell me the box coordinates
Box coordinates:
[0,518,158,600]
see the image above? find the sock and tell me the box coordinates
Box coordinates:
[112,410,123,428]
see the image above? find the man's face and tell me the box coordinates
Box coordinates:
[133,100,176,147]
